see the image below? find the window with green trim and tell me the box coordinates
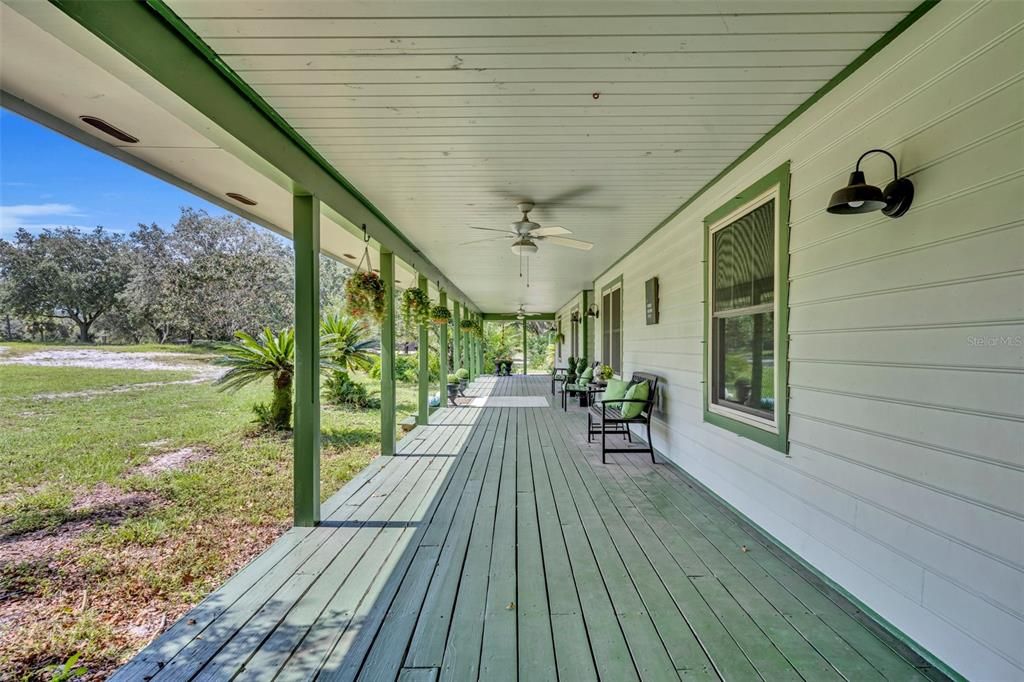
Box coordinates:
[601,277,623,375]
[704,163,790,453]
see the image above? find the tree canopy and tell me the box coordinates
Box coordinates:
[0,226,130,341]
[0,207,351,344]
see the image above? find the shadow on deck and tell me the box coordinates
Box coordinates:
[112,375,943,681]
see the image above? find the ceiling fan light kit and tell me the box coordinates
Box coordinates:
[461,200,594,254]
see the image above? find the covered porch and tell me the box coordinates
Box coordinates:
[111,376,933,681]
[2,0,1020,679]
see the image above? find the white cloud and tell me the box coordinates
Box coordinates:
[0,203,86,235]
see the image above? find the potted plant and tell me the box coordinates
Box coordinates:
[459,319,478,337]
[565,355,577,384]
[446,373,459,405]
[597,364,614,384]
[401,286,431,327]
[455,367,470,394]
[344,271,386,323]
[430,304,452,325]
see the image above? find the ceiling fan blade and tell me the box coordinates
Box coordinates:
[541,185,596,205]
[458,235,513,246]
[544,236,593,251]
[468,226,513,234]
[530,225,571,237]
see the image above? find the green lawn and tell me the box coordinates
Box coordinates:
[0,344,417,679]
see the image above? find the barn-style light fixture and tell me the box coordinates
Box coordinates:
[827,148,914,218]
[586,303,600,319]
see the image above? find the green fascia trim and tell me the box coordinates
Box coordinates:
[594,0,939,284]
[482,312,555,321]
[48,0,477,312]
[657,454,966,682]
[702,161,791,455]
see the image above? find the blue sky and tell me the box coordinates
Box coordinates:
[0,108,228,238]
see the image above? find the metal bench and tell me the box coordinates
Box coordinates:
[588,371,660,464]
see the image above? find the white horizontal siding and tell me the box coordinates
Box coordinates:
[592,2,1024,679]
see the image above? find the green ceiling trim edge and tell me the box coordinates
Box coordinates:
[46,0,477,311]
[482,313,556,321]
[593,0,941,284]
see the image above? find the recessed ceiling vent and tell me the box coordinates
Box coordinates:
[225,192,257,206]
[79,115,138,144]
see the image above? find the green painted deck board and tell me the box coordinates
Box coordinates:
[116,376,941,681]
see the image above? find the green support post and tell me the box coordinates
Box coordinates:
[452,301,462,371]
[379,248,396,455]
[581,289,591,362]
[417,274,429,425]
[438,289,448,403]
[522,319,528,375]
[292,193,320,527]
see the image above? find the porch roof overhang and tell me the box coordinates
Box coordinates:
[1,0,934,313]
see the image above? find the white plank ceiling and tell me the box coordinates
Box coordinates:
[168,0,919,311]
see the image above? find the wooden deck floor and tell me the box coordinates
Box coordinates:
[113,376,940,681]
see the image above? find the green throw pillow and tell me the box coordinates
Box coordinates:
[602,378,629,410]
[621,381,649,419]
[580,367,594,382]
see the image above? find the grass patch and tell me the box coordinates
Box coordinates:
[0,343,419,679]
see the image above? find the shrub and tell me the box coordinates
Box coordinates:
[447,373,458,384]
[323,370,380,409]
[455,367,470,381]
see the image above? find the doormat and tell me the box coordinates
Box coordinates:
[468,396,549,408]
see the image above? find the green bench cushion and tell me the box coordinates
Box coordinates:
[621,380,650,419]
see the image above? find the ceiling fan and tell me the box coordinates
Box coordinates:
[460,201,593,254]
[515,305,543,320]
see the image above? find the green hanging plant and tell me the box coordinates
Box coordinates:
[401,286,431,327]
[459,318,478,336]
[344,271,386,323]
[430,304,452,325]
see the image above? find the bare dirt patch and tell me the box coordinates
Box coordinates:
[0,484,162,566]
[132,446,214,477]
[0,348,222,379]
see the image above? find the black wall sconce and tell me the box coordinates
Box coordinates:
[827,148,914,218]
[586,303,600,319]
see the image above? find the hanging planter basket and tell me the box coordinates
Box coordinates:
[430,304,452,325]
[344,227,386,323]
[344,271,385,323]
[401,286,431,327]
[459,319,478,336]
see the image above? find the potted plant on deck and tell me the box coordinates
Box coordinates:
[596,364,614,385]
[455,367,470,394]
[446,373,460,405]
[565,356,577,384]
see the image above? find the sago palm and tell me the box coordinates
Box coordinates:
[320,312,379,373]
[216,326,340,429]
[215,328,297,430]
